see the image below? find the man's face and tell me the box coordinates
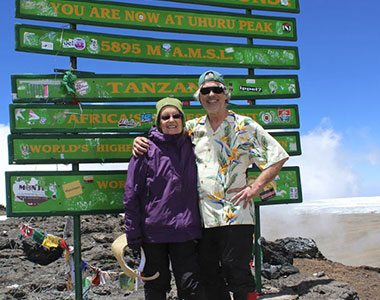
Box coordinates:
[199,81,227,115]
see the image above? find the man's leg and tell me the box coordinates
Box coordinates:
[169,240,207,300]
[220,225,256,300]
[142,243,171,300]
[198,228,231,300]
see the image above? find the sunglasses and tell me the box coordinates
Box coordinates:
[160,113,183,121]
[200,86,225,95]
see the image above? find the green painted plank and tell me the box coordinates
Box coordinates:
[10,104,300,133]
[11,74,300,102]
[161,0,300,13]
[16,0,297,41]
[6,167,302,216]
[8,131,300,164]
[15,24,300,69]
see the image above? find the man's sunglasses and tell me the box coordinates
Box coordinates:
[160,113,183,121]
[200,86,225,95]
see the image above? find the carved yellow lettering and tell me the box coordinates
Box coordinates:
[220,50,233,60]
[100,8,111,19]
[146,12,160,23]
[67,114,80,124]
[108,114,118,123]
[206,49,216,59]
[80,114,89,123]
[188,82,198,92]
[264,22,273,32]
[172,47,185,58]
[172,82,187,93]
[165,14,175,25]
[147,45,161,56]
[133,114,140,122]
[52,145,60,153]
[141,82,156,93]
[188,48,201,59]
[111,8,120,19]
[89,7,100,18]
[49,2,61,14]
[42,145,52,153]
[61,4,74,16]
[157,82,170,93]
[124,82,140,94]
[174,15,184,25]
[97,181,108,189]
[106,82,123,94]
[29,145,41,153]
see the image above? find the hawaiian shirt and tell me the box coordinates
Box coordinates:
[186,111,289,228]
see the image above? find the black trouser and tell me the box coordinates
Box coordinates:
[198,225,256,300]
[142,240,206,300]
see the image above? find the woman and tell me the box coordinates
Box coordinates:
[124,97,206,300]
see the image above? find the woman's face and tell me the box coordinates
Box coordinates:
[159,106,183,135]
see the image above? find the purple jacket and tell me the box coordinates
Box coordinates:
[124,127,202,247]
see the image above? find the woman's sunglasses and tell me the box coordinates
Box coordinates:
[200,86,225,95]
[160,113,183,121]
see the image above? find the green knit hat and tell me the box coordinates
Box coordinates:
[198,70,225,86]
[155,97,185,128]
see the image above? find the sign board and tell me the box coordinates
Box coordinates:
[11,74,300,102]
[8,131,300,164]
[16,0,297,41]
[16,24,300,69]
[161,0,300,13]
[6,167,301,216]
[10,104,300,133]
[251,166,302,205]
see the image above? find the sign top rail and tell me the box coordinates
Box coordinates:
[160,0,300,13]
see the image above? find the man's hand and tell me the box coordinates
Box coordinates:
[228,185,259,208]
[132,137,150,156]
[228,158,288,208]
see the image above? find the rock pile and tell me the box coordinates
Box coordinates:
[0,206,359,299]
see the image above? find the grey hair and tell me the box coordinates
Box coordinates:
[193,83,232,102]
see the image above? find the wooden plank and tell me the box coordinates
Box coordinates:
[16,24,300,69]
[6,167,302,216]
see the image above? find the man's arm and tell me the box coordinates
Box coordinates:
[229,157,288,208]
[132,136,150,156]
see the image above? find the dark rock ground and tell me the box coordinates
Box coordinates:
[1,206,378,299]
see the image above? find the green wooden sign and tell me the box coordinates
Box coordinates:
[11,74,300,102]
[161,0,300,13]
[251,166,302,205]
[6,167,301,216]
[8,131,300,164]
[15,24,300,69]
[5,170,126,216]
[16,0,297,41]
[10,104,300,133]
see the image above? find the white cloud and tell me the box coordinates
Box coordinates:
[289,120,359,201]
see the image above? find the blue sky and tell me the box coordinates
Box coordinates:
[1,0,380,205]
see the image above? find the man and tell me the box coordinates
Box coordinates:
[133,70,289,300]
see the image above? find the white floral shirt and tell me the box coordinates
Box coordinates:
[186,111,289,228]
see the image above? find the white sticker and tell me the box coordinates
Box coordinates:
[290,187,298,199]
[281,0,289,6]
[41,41,54,50]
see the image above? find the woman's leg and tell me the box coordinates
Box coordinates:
[142,243,171,300]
